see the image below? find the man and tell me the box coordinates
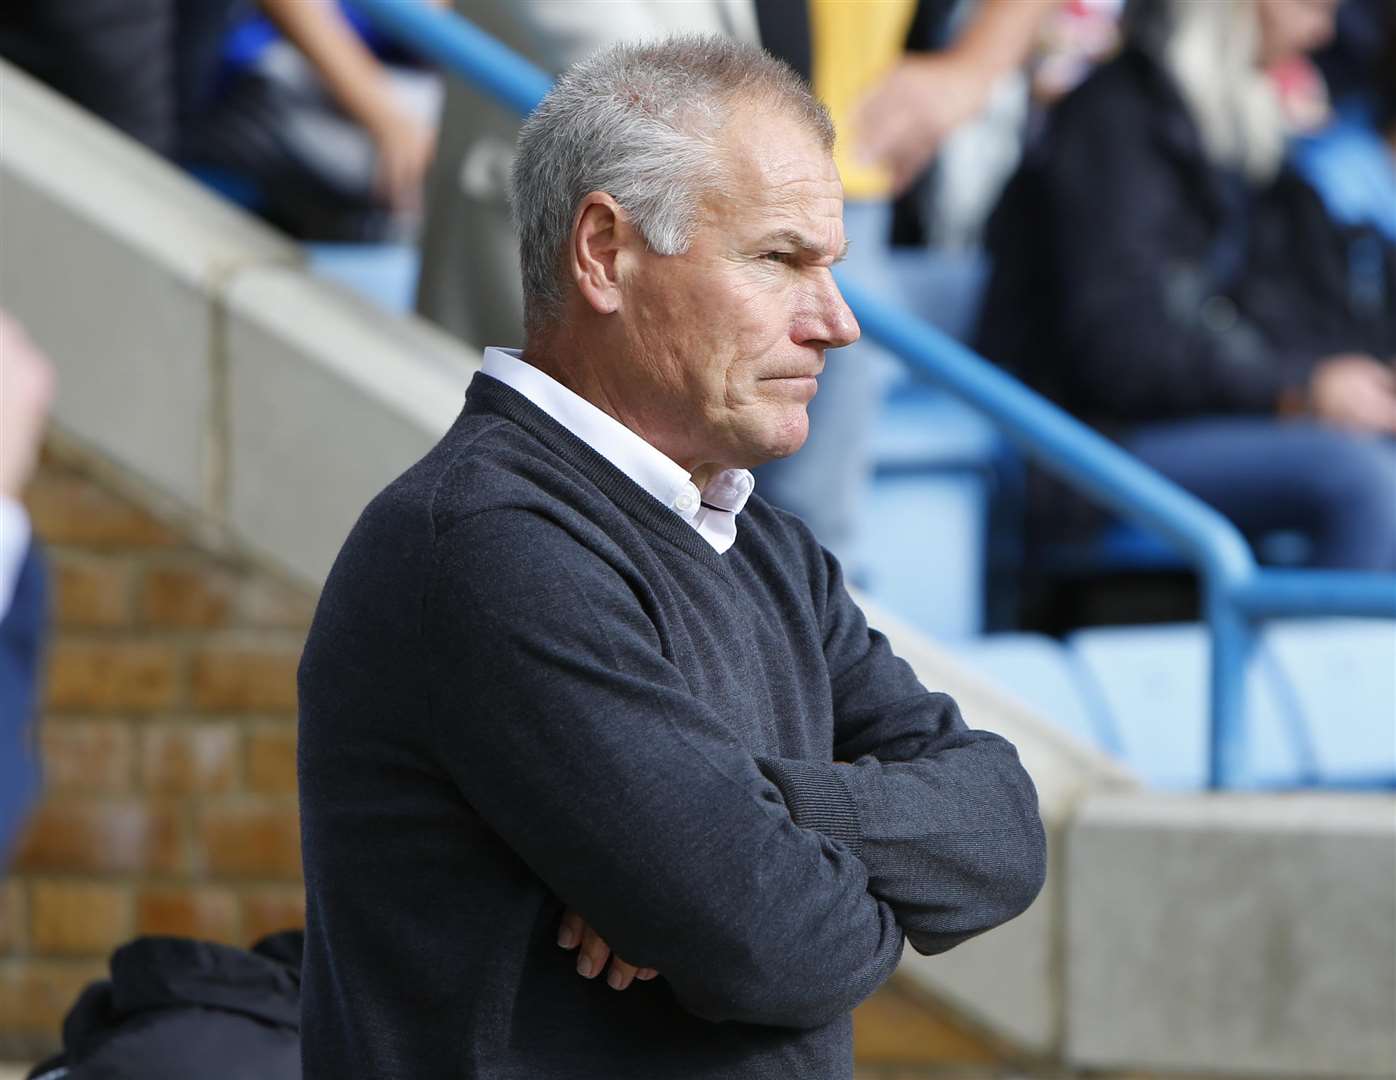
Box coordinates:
[417,0,1059,571]
[1,312,54,864]
[299,37,1045,1078]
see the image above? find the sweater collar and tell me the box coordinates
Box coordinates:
[479,348,754,553]
[462,373,743,574]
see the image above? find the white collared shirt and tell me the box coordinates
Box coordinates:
[480,348,754,554]
[0,498,31,622]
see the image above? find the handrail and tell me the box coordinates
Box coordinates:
[347,0,1396,788]
[838,279,1258,589]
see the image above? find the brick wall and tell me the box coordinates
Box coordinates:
[0,448,314,1058]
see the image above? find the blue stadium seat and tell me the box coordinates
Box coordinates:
[950,633,1108,753]
[1262,618,1396,787]
[945,621,1394,792]
[1066,624,1306,790]
[862,378,1005,639]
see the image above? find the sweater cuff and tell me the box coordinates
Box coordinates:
[755,757,862,857]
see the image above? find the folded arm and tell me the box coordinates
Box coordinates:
[425,508,904,1028]
[756,544,1047,956]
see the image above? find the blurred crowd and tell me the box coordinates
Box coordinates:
[2,0,1394,579]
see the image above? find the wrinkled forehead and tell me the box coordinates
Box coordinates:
[706,105,845,249]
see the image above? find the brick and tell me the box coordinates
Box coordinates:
[137,886,239,942]
[236,577,316,629]
[26,473,179,548]
[38,720,136,794]
[190,646,300,713]
[200,801,301,879]
[44,641,182,712]
[0,960,107,1034]
[242,888,306,945]
[0,883,25,955]
[141,724,239,795]
[140,562,235,629]
[30,881,132,957]
[246,726,297,795]
[14,799,186,875]
[52,554,131,628]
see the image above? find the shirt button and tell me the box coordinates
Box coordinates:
[675,491,697,512]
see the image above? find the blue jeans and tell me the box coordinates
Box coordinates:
[1125,418,1396,571]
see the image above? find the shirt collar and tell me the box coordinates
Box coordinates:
[480,347,755,527]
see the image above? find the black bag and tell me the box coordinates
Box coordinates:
[26,932,303,1080]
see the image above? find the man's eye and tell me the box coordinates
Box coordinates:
[762,251,794,264]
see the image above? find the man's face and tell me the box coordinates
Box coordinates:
[612,102,859,472]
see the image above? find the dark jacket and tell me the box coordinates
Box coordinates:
[27,933,303,1080]
[975,46,1396,427]
[1,544,46,865]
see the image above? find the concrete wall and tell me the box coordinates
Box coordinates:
[0,61,477,589]
[1067,793,1396,1077]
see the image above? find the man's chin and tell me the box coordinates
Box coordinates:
[751,417,810,466]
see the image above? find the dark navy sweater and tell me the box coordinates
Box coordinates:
[298,373,1046,1079]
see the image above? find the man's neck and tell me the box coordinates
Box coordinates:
[521,334,718,485]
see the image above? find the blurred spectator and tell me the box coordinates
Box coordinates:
[1293,0,1396,240]
[0,0,442,242]
[0,0,231,156]
[854,0,1061,196]
[185,0,444,240]
[1,312,55,865]
[977,0,1396,572]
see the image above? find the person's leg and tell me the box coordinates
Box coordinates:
[753,200,894,573]
[1124,418,1396,571]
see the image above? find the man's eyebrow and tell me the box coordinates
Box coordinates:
[757,229,850,262]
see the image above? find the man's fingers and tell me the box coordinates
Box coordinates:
[557,909,585,950]
[576,923,610,979]
[559,910,660,989]
[605,955,641,991]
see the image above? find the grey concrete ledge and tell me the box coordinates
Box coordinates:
[1067,792,1396,1077]
[222,266,477,587]
[859,598,1138,1056]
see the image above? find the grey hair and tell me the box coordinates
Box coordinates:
[510,34,833,336]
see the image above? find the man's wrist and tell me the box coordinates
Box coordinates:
[756,757,863,857]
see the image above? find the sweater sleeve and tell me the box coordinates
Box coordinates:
[424,507,904,1029]
[756,546,1046,957]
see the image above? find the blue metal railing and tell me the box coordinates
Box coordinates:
[348,0,1396,788]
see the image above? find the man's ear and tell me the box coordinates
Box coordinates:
[569,192,630,316]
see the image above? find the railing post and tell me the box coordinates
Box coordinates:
[1207,591,1256,789]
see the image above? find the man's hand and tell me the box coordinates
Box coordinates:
[558,909,658,992]
[855,53,995,195]
[855,0,1060,195]
[0,311,56,499]
[366,106,435,212]
[1307,353,1396,434]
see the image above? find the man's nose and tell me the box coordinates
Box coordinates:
[798,272,860,350]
